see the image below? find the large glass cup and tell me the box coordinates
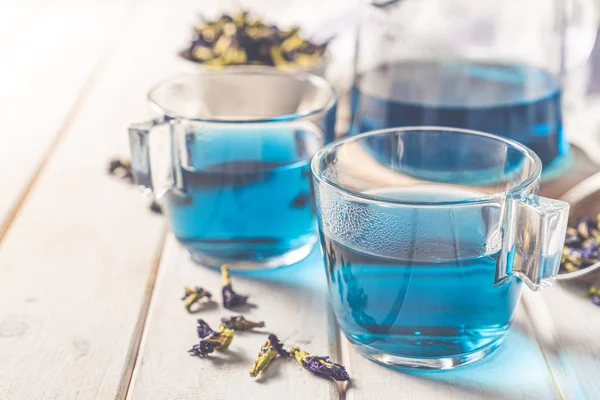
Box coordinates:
[312,127,570,370]
[128,67,337,270]
[351,0,598,170]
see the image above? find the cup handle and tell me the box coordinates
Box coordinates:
[128,118,167,196]
[496,194,570,291]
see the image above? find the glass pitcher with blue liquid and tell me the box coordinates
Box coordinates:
[351,0,598,170]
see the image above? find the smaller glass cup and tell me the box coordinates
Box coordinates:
[312,127,569,370]
[128,67,337,270]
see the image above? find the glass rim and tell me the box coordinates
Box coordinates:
[147,66,337,124]
[311,126,543,207]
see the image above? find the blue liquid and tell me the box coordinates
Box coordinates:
[164,128,319,263]
[321,186,522,359]
[351,61,566,167]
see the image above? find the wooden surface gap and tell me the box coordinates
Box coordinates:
[329,309,347,400]
[116,228,168,400]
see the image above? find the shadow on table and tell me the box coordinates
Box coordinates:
[376,321,558,399]
[233,245,328,292]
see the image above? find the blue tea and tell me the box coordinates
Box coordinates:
[164,128,321,263]
[351,60,565,167]
[322,186,523,360]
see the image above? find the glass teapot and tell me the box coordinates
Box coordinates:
[351,0,598,170]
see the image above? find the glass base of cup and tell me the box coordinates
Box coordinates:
[187,237,317,270]
[349,336,504,371]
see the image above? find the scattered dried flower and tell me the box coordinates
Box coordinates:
[189,319,235,357]
[221,316,265,331]
[196,319,216,338]
[221,265,249,309]
[107,157,163,214]
[182,286,212,313]
[107,158,133,181]
[149,200,163,214]
[188,340,220,357]
[249,334,288,377]
[290,346,350,381]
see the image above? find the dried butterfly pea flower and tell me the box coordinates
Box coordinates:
[563,261,579,273]
[249,334,288,377]
[149,200,163,214]
[189,319,235,357]
[182,286,212,313]
[562,215,600,269]
[196,319,216,338]
[107,158,133,181]
[268,333,289,357]
[580,240,600,262]
[221,265,249,309]
[185,11,327,69]
[189,340,220,357]
[578,217,600,240]
[221,316,265,331]
[290,346,350,381]
[565,227,582,247]
[107,157,163,214]
[562,214,600,307]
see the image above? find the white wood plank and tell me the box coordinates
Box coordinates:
[524,284,600,399]
[0,0,137,235]
[0,0,204,398]
[127,235,338,400]
[340,307,561,400]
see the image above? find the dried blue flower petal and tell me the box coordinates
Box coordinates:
[577,217,598,239]
[562,215,600,269]
[565,227,582,247]
[221,316,265,331]
[221,265,249,309]
[580,240,600,263]
[188,340,220,357]
[249,334,288,377]
[290,346,350,381]
[196,319,216,338]
[562,215,600,307]
[182,286,212,313]
[268,333,289,357]
[189,320,235,357]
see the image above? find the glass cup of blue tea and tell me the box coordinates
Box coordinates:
[128,67,337,269]
[351,0,598,171]
[312,127,570,370]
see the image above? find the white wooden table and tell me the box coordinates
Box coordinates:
[0,1,598,399]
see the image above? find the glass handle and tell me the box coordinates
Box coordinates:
[496,194,570,291]
[128,118,165,196]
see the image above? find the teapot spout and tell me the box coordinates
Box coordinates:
[496,194,570,291]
